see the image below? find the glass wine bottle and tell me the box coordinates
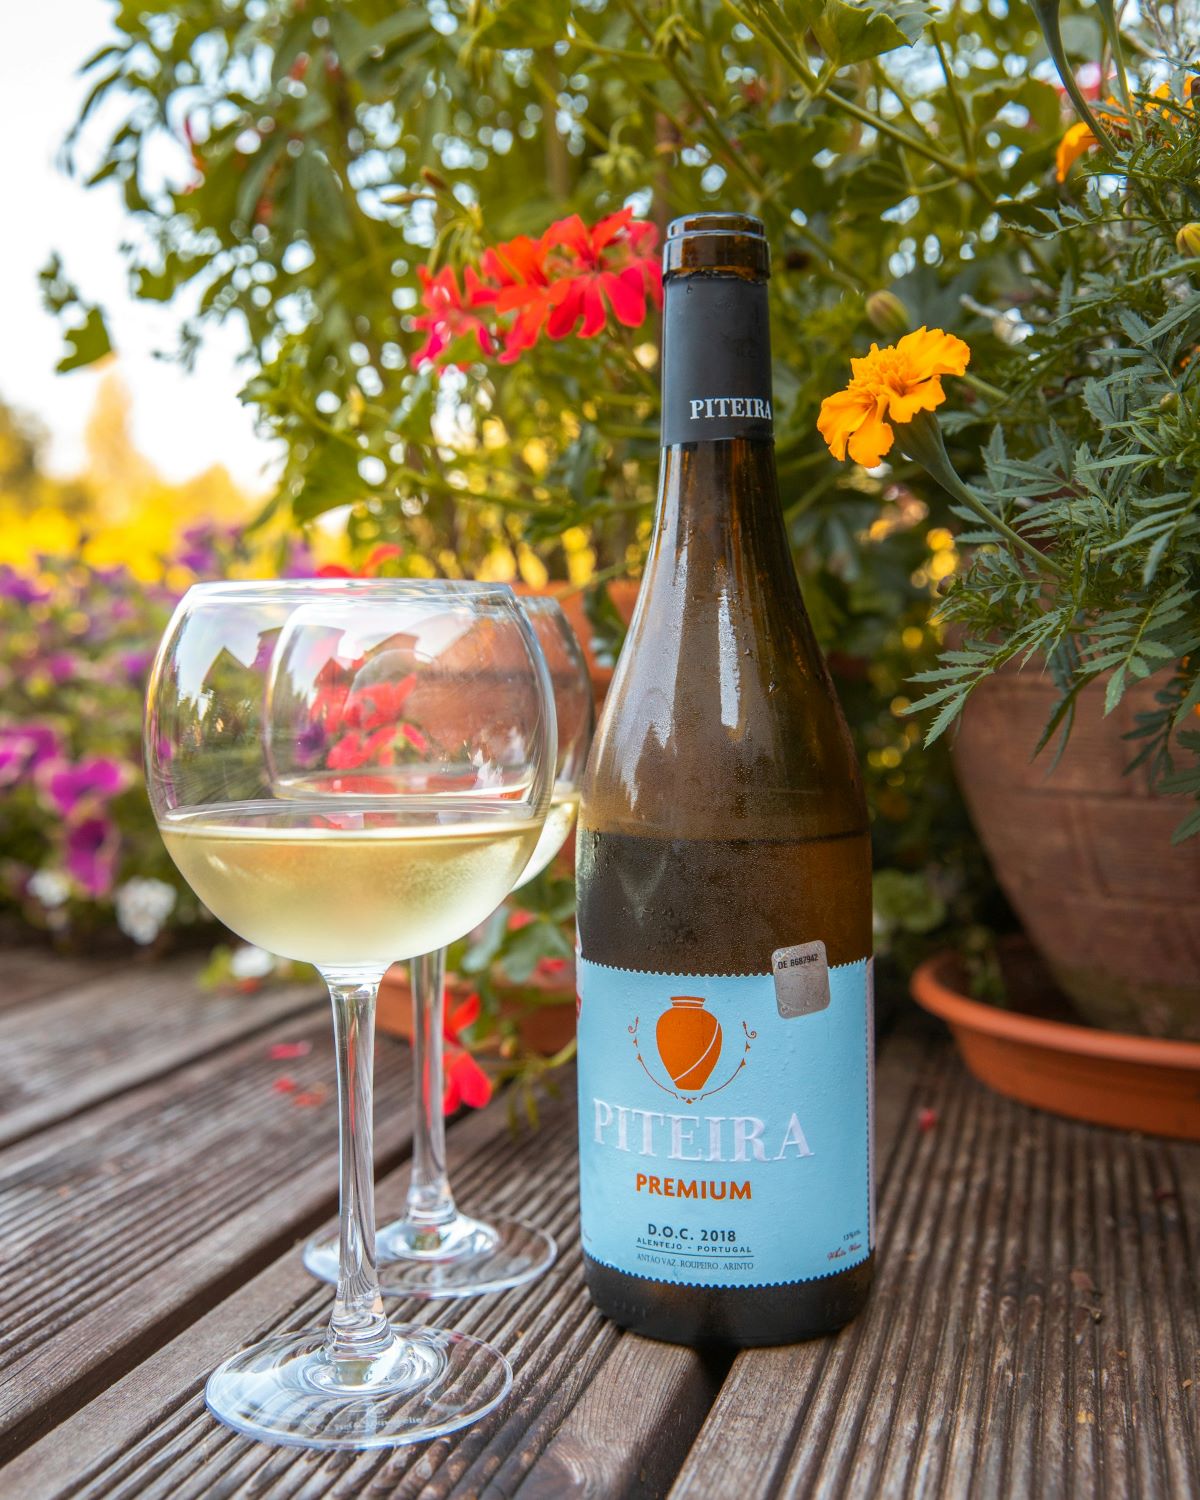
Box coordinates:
[575,213,874,1346]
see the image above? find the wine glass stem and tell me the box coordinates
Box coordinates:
[325,971,393,1359]
[407,947,458,1226]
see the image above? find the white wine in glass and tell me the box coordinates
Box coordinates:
[146,580,555,1450]
[516,787,581,887]
[160,803,539,969]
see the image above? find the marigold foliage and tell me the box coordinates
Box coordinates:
[909,50,1200,839]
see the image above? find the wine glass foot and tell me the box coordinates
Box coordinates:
[303,1213,557,1299]
[204,1323,511,1450]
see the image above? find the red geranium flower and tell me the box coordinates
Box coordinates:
[343,676,417,731]
[540,207,662,341]
[442,990,494,1113]
[364,542,405,572]
[408,208,661,370]
[411,264,496,368]
[327,726,395,770]
[316,543,404,580]
[482,234,557,363]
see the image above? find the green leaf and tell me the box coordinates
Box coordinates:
[1173,677,1200,728]
[468,0,573,51]
[1104,665,1127,716]
[135,257,184,303]
[291,440,366,523]
[500,920,572,984]
[57,306,112,373]
[872,868,947,934]
[234,134,286,228]
[994,198,1062,235]
[1171,804,1200,844]
[791,0,933,66]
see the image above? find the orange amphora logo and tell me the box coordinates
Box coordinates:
[656,996,723,1092]
[629,994,755,1104]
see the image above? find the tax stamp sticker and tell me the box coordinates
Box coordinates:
[771,941,831,1019]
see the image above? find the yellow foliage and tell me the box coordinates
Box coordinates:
[0,372,271,582]
[517,544,549,588]
[475,545,517,582]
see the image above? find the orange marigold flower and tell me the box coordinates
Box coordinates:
[1145,76,1198,118]
[1056,120,1100,182]
[1057,76,1198,182]
[817,327,971,469]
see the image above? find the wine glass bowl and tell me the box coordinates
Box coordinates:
[511,595,595,886]
[146,579,554,1448]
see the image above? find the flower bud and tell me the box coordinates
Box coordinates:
[865,289,911,338]
[1176,223,1200,257]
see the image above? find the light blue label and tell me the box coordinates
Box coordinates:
[577,954,873,1288]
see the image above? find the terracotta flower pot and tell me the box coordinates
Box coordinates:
[912,946,1200,1141]
[376,962,577,1055]
[952,667,1200,1040]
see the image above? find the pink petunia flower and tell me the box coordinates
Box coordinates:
[0,724,62,787]
[37,757,127,818]
[65,815,119,898]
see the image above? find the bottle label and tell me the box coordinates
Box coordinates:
[661,276,774,446]
[576,953,873,1289]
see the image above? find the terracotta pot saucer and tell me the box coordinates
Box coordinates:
[912,948,1200,1141]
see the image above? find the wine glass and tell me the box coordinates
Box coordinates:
[146,579,554,1449]
[303,595,594,1297]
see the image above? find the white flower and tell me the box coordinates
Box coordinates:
[115,877,178,946]
[229,944,276,980]
[28,870,71,909]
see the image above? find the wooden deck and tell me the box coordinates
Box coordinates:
[0,952,1196,1499]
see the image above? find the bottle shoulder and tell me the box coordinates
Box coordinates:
[582,576,867,842]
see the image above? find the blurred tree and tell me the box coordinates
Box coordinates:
[0,399,89,519]
[82,375,157,519]
[0,376,271,580]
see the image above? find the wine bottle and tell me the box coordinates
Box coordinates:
[575,212,874,1346]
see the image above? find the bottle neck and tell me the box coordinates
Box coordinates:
[651,271,789,588]
[660,273,774,446]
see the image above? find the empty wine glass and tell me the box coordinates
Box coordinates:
[303,595,594,1297]
[146,579,554,1449]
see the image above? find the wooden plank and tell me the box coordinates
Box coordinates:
[0,961,323,1148]
[0,949,109,1014]
[668,1019,1200,1500]
[0,1008,412,1457]
[508,1336,725,1500]
[2,1072,725,1500]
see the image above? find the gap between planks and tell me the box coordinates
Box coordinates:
[666,1022,1200,1500]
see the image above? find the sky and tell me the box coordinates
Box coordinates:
[0,1,279,491]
